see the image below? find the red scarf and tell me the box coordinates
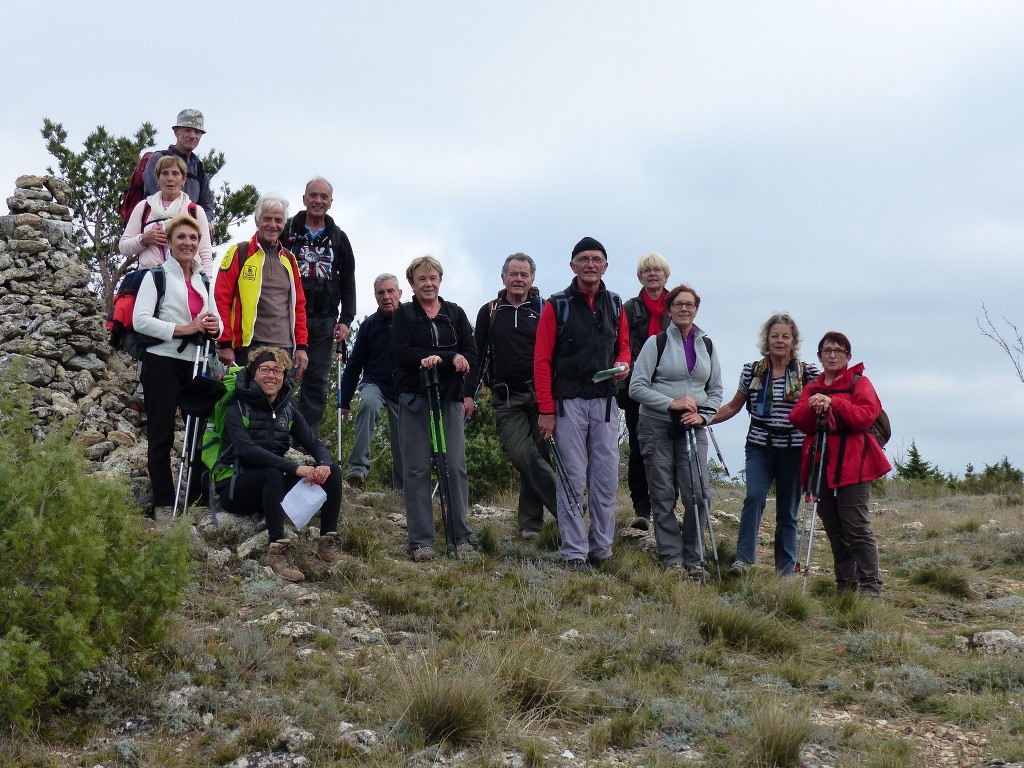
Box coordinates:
[642,290,666,337]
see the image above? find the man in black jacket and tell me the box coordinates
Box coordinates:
[282,177,357,434]
[472,253,556,539]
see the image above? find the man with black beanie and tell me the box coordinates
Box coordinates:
[534,237,631,571]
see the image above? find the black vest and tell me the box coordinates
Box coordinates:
[551,281,621,401]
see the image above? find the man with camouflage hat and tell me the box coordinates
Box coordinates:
[143,108,215,231]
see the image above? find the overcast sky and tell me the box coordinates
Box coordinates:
[5,1,1023,478]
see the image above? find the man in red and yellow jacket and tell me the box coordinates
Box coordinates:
[215,194,309,377]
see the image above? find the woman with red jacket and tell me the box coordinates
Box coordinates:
[789,331,891,597]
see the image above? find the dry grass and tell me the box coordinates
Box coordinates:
[4,479,1023,767]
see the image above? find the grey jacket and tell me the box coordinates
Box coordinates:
[628,324,723,424]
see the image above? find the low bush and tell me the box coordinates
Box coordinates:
[0,379,191,729]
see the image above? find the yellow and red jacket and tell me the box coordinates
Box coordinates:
[214,234,309,351]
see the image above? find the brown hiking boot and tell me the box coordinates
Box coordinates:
[268,540,305,582]
[316,532,349,564]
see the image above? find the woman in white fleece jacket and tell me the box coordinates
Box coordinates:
[133,215,221,526]
[629,283,723,580]
[119,154,213,275]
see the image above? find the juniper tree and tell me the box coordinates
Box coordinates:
[41,118,258,311]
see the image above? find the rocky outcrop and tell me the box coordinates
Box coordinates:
[1,174,147,498]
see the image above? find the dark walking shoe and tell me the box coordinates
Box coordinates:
[728,561,751,577]
[562,558,592,573]
[518,528,540,541]
[345,473,364,490]
[686,564,710,583]
[629,515,651,531]
[410,546,435,563]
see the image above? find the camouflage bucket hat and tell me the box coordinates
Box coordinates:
[174,109,205,132]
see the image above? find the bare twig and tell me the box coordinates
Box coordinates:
[978,304,1024,384]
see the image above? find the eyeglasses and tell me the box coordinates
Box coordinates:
[820,348,848,358]
[257,365,285,376]
[670,301,697,311]
[573,256,606,266]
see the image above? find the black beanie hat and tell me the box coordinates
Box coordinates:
[572,236,606,259]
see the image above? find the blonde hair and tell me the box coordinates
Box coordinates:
[635,252,670,281]
[758,313,802,358]
[154,154,187,178]
[165,214,202,242]
[406,255,444,283]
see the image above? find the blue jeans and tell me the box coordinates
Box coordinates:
[734,443,803,575]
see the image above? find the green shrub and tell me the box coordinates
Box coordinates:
[693,602,798,655]
[0,380,191,728]
[907,563,974,598]
[744,699,811,767]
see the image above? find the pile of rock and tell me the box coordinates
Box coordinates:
[1,174,147,497]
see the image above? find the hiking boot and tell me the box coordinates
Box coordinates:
[410,546,435,563]
[345,473,364,490]
[268,540,305,582]
[686,564,710,583]
[316,532,348,565]
[518,528,540,541]
[629,515,651,531]
[152,505,173,532]
[455,541,479,559]
[728,561,752,577]
[587,553,614,570]
[562,558,592,573]
[666,562,685,573]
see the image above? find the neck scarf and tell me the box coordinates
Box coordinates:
[642,290,666,337]
[145,190,190,222]
[750,357,805,417]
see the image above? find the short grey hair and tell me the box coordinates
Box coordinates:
[501,252,536,277]
[373,273,399,289]
[255,194,288,221]
[304,176,333,194]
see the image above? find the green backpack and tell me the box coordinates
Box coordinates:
[201,365,246,484]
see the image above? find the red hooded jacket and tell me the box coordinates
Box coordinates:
[789,362,892,489]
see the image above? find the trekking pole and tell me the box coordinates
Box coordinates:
[181,338,215,515]
[173,341,207,518]
[794,423,825,573]
[676,414,709,579]
[422,367,458,558]
[336,340,348,466]
[546,437,583,517]
[687,423,721,581]
[800,417,829,593]
[707,427,730,478]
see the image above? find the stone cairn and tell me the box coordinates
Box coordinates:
[0,174,149,501]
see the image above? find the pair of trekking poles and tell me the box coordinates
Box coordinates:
[172,334,222,523]
[546,412,722,581]
[795,415,829,592]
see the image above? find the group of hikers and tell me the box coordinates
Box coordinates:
[123,107,892,596]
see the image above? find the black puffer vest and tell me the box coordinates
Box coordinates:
[218,370,296,473]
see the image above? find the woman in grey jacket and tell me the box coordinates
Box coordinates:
[629,284,723,580]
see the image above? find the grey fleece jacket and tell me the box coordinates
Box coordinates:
[628,323,723,425]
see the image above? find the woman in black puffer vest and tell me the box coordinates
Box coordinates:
[217,346,345,582]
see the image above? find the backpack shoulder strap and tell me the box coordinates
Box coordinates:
[151,267,167,317]
[702,336,713,356]
[551,291,570,328]
[141,201,152,228]
[655,330,668,368]
[187,202,198,220]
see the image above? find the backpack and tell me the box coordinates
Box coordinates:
[551,290,622,333]
[119,151,155,224]
[201,366,246,486]
[107,267,210,360]
[818,374,891,448]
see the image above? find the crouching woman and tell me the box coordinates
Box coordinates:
[217,346,345,581]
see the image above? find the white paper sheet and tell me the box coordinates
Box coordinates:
[281,480,327,529]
